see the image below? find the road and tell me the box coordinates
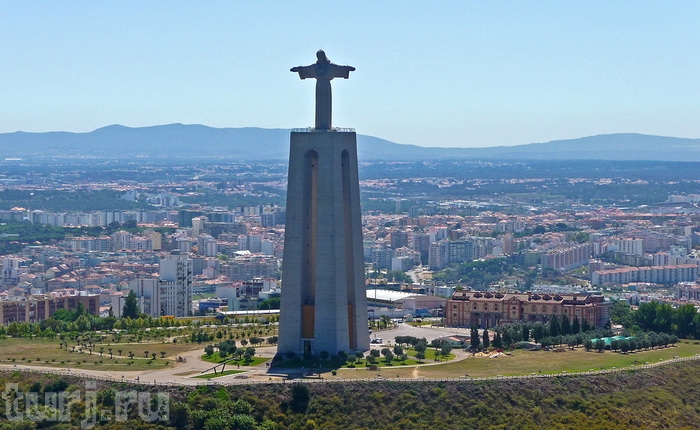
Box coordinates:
[370,322,477,347]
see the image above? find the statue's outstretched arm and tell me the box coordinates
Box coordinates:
[291,65,316,79]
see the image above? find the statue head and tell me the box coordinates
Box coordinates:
[316,50,330,64]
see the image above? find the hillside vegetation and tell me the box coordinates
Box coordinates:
[2,361,700,429]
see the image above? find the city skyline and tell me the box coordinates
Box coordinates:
[3,2,700,148]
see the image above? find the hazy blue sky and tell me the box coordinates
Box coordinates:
[2,2,699,148]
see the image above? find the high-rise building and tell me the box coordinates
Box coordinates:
[157,252,193,317]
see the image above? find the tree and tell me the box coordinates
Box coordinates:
[243,349,254,363]
[532,323,545,343]
[584,339,593,351]
[204,345,214,356]
[122,290,140,319]
[258,297,281,310]
[290,383,310,413]
[470,326,480,350]
[549,315,560,338]
[415,350,426,362]
[610,299,633,326]
[75,302,85,319]
[572,317,580,335]
[521,325,530,342]
[673,304,697,338]
[493,331,503,349]
[380,315,391,329]
[440,342,453,358]
[635,301,659,331]
[595,339,605,352]
[653,303,674,334]
[381,349,394,364]
[482,329,490,349]
[560,315,571,336]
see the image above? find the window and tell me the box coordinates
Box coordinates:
[452,304,457,310]
[483,304,489,311]
[494,305,499,311]
[542,307,547,313]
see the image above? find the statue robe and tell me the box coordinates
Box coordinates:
[292,62,355,130]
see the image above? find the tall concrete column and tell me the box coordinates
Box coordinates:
[278,130,369,355]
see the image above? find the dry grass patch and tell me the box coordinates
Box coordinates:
[0,337,201,371]
[328,342,700,379]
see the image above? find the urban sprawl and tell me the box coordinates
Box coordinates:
[2,160,700,330]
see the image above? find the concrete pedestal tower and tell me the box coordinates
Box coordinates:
[278,51,369,355]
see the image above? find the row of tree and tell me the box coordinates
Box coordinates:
[620,301,700,339]
[493,316,605,347]
[583,331,678,353]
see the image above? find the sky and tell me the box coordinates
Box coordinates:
[2,2,700,148]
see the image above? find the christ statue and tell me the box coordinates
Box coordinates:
[291,50,355,130]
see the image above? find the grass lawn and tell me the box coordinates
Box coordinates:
[405,321,435,327]
[273,349,456,370]
[200,353,269,367]
[330,341,700,379]
[344,351,456,368]
[0,337,199,371]
[194,369,246,379]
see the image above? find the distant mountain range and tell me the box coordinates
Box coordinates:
[0,123,699,162]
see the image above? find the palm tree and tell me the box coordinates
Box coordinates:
[380,315,391,329]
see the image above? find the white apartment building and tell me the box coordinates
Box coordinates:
[612,238,644,256]
[159,253,193,317]
[126,252,193,317]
